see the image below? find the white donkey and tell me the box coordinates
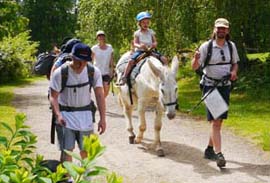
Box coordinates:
[116,54,179,156]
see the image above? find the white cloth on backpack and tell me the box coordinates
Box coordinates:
[92,44,113,75]
[50,64,102,131]
[198,40,240,86]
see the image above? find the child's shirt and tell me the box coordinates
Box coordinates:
[134,28,155,51]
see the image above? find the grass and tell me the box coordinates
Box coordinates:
[0,76,45,135]
[177,62,270,151]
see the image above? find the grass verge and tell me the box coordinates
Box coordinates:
[0,76,45,134]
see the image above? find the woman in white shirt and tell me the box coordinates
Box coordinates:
[92,30,114,97]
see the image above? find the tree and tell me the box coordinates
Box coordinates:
[21,0,77,52]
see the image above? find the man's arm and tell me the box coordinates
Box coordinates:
[49,88,66,126]
[94,86,106,134]
[230,63,238,81]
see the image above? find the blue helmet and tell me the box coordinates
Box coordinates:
[136,12,151,22]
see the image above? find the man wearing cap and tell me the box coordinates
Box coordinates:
[92,30,114,97]
[49,42,106,162]
[191,18,239,168]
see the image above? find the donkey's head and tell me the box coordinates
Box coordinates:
[148,56,179,120]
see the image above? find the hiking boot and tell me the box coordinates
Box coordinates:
[216,152,226,168]
[204,147,217,160]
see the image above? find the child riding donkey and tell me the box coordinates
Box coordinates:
[117,11,168,85]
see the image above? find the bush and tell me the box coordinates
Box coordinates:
[0,32,38,84]
[0,114,122,183]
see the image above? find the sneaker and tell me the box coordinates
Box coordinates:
[204,147,217,160]
[216,152,226,168]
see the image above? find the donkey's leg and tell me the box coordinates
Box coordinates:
[123,104,135,144]
[135,100,146,144]
[154,104,165,157]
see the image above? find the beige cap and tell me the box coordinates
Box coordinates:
[96,30,105,37]
[214,18,229,28]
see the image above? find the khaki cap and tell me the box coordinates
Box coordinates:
[215,18,229,28]
[96,30,105,37]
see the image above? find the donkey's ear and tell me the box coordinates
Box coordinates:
[148,59,162,78]
[171,55,179,77]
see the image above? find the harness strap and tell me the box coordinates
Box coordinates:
[65,81,89,88]
[163,100,178,106]
[59,104,94,112]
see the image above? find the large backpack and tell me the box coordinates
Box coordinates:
[195,39,233,76]
[34,52,57,76]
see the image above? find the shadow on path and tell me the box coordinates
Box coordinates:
[139,140,270,182]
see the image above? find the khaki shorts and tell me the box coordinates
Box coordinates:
[59,126,93,151]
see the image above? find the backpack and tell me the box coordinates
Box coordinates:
[195,39,233,76]
[60,63,95,93]
[34,52,56,75]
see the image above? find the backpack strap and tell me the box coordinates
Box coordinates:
[86,63,95,92]
[202,39,213,70]
[60,64,69,93]
[227,40,233,64]
[60,63,95,93]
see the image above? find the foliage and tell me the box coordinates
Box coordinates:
[0,1,28,40]
[0,31,39,83]
[0,114,122,183]
[21,0,78,52]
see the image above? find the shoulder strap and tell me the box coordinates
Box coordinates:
[87,63,95,91]
[60,64,69,93]
[60,63,95,93]
[227,40,233,64]
[202,39,213,69]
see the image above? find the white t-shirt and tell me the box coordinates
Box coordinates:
[199,40,240,86]
[50,63,103,131]
[92,44,113,75]
[134,28,155,51]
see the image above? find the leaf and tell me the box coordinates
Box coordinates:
[63,161,78,178]
[0,122,14,134]
[64,150,82,161]
[0,136,8,148]
[0,174,10,183]
[38,177,52,183]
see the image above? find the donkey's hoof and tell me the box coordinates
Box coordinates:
[157,149,165,157]
[129,135,136,144]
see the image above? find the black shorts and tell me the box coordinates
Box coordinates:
[202,85,231,121]
[102,74,111,83]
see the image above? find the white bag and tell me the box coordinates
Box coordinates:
[203,88,228,119]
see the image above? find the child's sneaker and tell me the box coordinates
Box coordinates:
[216,152,226,168]
[204,147,217,160]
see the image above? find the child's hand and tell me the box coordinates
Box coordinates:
[140,44,148,50]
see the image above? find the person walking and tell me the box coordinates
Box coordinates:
[117,11,168,85]
[92,30,114,97]
[191,18,239,168]
[49,43,106,164]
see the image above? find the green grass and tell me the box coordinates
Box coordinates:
[177,63,270,151]
[0,76,44,134]
[246,52,270,62]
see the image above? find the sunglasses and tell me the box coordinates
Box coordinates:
[220,50,226,61]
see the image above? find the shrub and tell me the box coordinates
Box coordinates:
[0,114,122,183]
[0,32,38,83]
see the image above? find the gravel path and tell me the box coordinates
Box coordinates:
[13,80,270,183]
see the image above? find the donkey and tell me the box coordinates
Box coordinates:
[115,55,179,156]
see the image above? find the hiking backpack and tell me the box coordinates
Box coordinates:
[195,39,233,76]
[34,52,57,75]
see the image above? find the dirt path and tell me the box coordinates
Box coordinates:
[13,80,270,183]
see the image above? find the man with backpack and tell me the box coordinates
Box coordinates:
[191,18,239,168]
[49,43,106,164]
